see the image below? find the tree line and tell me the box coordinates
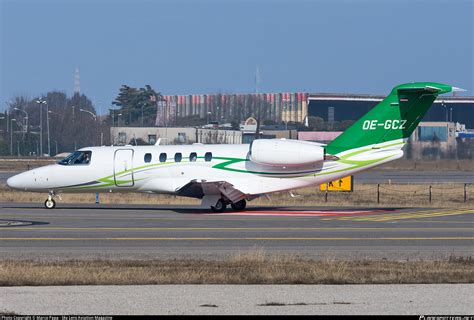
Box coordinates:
[0,84,164,155]
[1,92,107,156]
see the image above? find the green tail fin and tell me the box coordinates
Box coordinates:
[325,82,454,155]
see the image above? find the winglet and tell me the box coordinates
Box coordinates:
[452,86,466,92]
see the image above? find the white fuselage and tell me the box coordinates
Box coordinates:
[7,140,404,199]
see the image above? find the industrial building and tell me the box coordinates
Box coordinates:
[156,92,474,128]
[156,92,309,126]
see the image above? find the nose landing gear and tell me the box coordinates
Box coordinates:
[44,191,57,209]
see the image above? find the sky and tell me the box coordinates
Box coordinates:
[1,0,473,113]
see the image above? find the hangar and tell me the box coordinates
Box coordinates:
[308,94,474,128]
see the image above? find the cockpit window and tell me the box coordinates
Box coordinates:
[58,151,92,166]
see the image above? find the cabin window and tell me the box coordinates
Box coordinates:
[58,151,92,166]
[204,152,212,162]
[174,152,182,162]
[189,152,197,162]
[178,132,187,143]
[159,153,167,162]
[118,132,127,144]
[148,135,157,145]
[144,153,152,163]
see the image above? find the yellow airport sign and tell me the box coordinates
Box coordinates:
[320,176,353,192]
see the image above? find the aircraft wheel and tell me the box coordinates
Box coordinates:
[44,198,56,209]
[211,199,227,213]
[231,199,246,211]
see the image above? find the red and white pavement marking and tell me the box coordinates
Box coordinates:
[205,209,390,217]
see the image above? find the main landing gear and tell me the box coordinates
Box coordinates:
[44,191,57,209]
[231,199,246,211]
[210,199,246,213]
[210,199,227,213]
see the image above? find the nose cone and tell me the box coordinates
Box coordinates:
[7,172,28,190]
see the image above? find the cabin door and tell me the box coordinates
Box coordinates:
[114,149,134,187]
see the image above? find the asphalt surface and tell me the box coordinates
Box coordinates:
[2,170,474,184]
[1,284,472,315]
[0,203,472,260]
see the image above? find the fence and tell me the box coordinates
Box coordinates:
[318,183,472,206]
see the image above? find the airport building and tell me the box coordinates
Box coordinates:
[157,92,474,129]
[308,94,474,129]
[110,123,296,146]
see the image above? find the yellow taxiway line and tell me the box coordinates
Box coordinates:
[0,237,472,241]
[2,227,473,231]
[324,209,474,221]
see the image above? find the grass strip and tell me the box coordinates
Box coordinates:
[1,252,472,286]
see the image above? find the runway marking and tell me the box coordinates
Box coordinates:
[3,227,473,231]
[0,237,472,241]
[0,215,323,222]
[398,220,474,224]
[323,209,474,222]
[0,209,389,218]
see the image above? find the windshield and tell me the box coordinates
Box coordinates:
[58,151,92,166]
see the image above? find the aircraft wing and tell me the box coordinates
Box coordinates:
[176,180,248,203]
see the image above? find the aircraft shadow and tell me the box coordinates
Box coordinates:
[0,218,49,227]
[0,204,403,215]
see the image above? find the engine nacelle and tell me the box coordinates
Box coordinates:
[249,139,325,166]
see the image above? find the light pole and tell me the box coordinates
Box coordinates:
[441,101,448,122]
[80,108,98,146]
[3,102,9,133]
[36,98,47,156]
[79,108,97,120]
[117,113,122,127]
[13,107,28,133]
[116,113,123,145]
[47,110,61,155]
[10,119,16,155]
[46,102,51,156]
[110,109,116,127]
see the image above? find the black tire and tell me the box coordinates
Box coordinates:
[211,199,227,213]
[44,199,56,209]
[231,199,246,211]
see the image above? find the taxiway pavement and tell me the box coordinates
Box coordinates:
[0,203,472,260]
